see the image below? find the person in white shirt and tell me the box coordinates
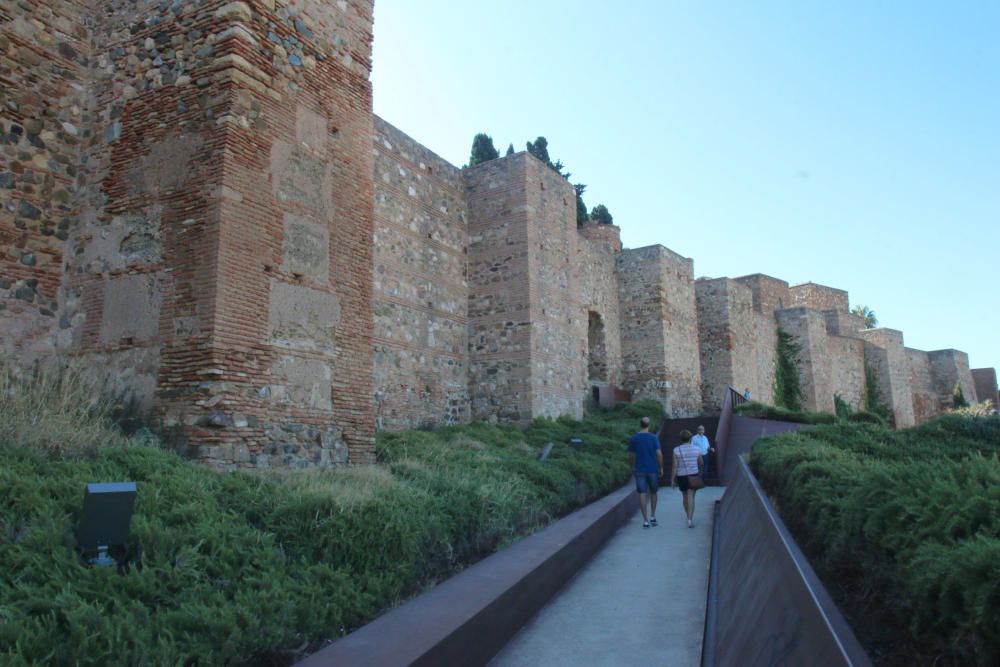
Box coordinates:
[691,425,714,478]
[669,430,705,528]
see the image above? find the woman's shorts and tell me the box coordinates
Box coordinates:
[634,471,659,493]
[675,475,694,492]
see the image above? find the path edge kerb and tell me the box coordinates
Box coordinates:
[296,484,638,667]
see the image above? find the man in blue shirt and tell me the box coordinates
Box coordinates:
[627,416,664,529]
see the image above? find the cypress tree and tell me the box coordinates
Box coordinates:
[526,136,551,165]
[574,183,588,227]
[468,133,499,167]
[590,204,613,225]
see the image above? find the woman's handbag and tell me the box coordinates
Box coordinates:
[687,474,706,490]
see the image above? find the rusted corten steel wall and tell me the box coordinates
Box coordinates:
[706,457,872,667]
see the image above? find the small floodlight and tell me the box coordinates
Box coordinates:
[76,482,137,567]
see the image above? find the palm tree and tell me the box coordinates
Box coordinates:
[851,305,878,329]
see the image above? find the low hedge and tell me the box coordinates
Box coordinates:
[750,415,1000,665]
[0,398,655,665]
[734,401,836,424]
[847,410,886,425]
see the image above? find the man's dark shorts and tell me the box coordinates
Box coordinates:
[634,471,659,494]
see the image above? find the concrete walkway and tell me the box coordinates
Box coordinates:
[491,486,725,667]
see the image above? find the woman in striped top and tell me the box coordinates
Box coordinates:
[670,429,704,528]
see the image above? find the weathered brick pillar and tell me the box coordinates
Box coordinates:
[63,0,375,468]
[202,0,376,467]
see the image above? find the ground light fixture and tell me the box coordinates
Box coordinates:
[76,482,137,567]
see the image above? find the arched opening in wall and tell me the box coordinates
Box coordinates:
[588,310,608,383]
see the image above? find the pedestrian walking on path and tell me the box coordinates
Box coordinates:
[627,416,663,529]
[691,424,714,478]
[670,429,704,528]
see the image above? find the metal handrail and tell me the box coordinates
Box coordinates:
[713,386,746,485]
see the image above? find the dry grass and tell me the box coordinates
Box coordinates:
[263,465,400,508]
[0,359,131,456]
[949,400,997,417]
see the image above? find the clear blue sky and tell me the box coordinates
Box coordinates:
[372,1,999,376]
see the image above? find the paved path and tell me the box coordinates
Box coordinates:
[491,486,725,667]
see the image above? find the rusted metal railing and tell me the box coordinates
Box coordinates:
[712,386,746,484]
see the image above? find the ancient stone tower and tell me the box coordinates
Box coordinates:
[2,0,377,467]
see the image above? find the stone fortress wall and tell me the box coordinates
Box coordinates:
[2,1,995,469]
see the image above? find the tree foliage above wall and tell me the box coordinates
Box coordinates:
[468,133,500,167]
[467,133,615,228]
[590,204,613,225]
[574,183,589,226]
[851,304,878,329]
[774,328,804,411]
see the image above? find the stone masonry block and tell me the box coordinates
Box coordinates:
[99,273,164,345]
[268,279,340,353]
[283,213,330,282]
[296,104,328,153]
[269,354,333,410]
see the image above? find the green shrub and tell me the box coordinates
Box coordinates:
[750,416,1000,665]
[734,401,835,425]
[774,328,804,410]
[847,410,886,425]
[864,362,892,421]
[834,393,852,420]
[1,394,651,664]
[952,382,969,408]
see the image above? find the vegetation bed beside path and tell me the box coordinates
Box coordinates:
[0,365,651,665]
[749,414,1000,666]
